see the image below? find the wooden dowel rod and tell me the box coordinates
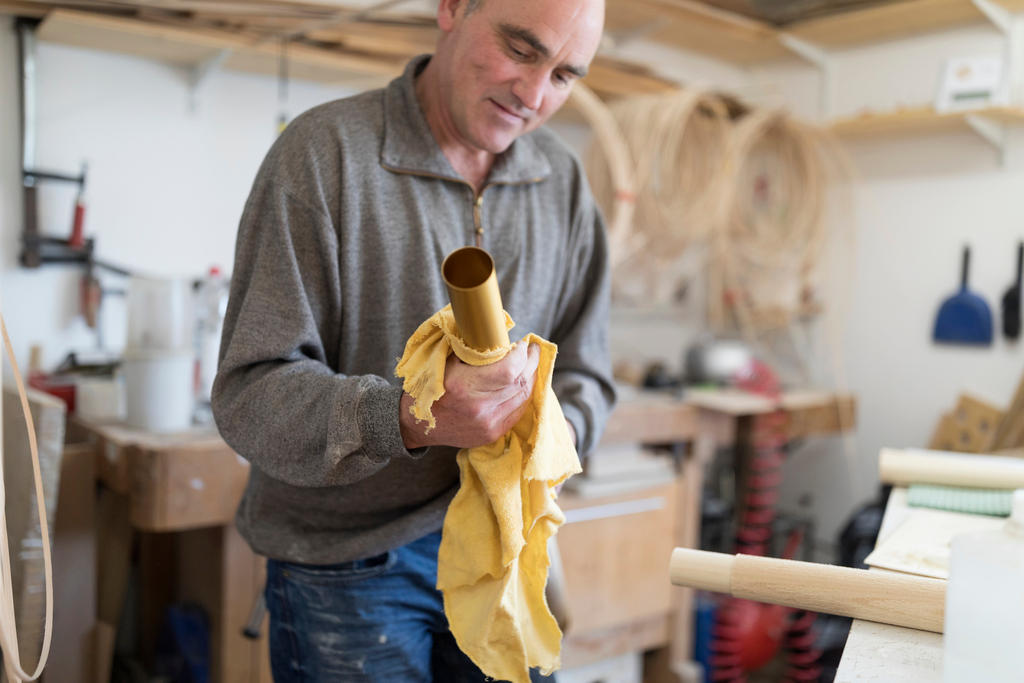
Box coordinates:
[670,548,946,633]
[879,447,1024,489]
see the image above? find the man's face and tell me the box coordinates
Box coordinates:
[436,0,604,154]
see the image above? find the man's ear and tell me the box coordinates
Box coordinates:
[437,0,463,32]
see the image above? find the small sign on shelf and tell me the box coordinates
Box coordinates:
[935,55,1007,113]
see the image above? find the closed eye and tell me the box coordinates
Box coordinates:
[505,39,532,61]
[553,71,574,86]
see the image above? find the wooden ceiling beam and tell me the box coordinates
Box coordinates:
[783,0,987,47]
[586,55,680,98]
[37,8,403,75]
[0,1,50,16]
[606,0,789,64]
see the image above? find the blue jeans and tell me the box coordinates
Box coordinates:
[265,531,555,682]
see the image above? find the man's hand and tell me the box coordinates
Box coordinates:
[400,342,541,450]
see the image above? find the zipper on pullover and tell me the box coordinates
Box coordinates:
[380,160,544,249]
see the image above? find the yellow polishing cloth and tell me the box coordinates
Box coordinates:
[395,304,581,683]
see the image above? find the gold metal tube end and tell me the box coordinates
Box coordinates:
[442,246,509,351]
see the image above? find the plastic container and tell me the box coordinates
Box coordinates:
[75,376,124,422]
[194,266,229,409]
[943,489,1024,682]
[122,349,194,433]
[126,276,194,353]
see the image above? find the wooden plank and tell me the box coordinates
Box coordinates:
[601,394,698,445]
[138,532,176,664]
[33,6,677,95]
[832,106,1024,137]
[686,387,777,415]
[3,387,66,679]
[17,0,1024,69]
[604,0,788,64]
[79,417,229,499]
[44,443,96,683]
[128,441,249,531]
[832,107,970,136]
[95,489,132,678]
[95,493,132,624]
[72,419,248,531]
[93,621,117,683]
[558,481,677,635]
[0,1,48,16]
[586,56,680,98]
[685,389,856,434]
[176,528,224,681]
[224,41,403,84]
[306,18,437,55]
[785,0,985,48]
[642,435,714,683]
[38,9,401,78]
[178,525,267,683]
[39,8,241,64]
[993,369,1024,450]
[561,613,669,669]
[601,390,853,449]
[786,394,856,439]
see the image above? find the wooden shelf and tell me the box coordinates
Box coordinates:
[609,0,790,65]
[9,0,1024,70]
[36,9,406,84]
[608,0,1024,66]
[783,0,1024,50]
[830,106,1024,137]
[25,7,678,97]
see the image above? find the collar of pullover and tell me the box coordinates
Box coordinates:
[381,55,552,186]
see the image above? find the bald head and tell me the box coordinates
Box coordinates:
[426,0,605,154]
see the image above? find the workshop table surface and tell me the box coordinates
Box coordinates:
[835,488,944,682]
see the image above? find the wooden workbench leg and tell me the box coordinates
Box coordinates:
[646,434,715,683]
[177,524,267,683]
[219,524,267,683]
[139,531,176,667]
[95,488,132,683]
[43,443,98,683]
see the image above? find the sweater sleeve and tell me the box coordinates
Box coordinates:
[549,168,618,458]
[212,131,418,488]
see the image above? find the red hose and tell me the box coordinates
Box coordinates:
[707,360,824,682]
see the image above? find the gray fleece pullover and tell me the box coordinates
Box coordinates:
[212,56,616,564]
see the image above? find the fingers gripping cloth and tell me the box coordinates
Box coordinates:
[395,304,581,683]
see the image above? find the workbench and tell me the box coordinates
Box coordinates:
[68,417,267,683]
[559,387,856,683]
[834,488,944,682]
[67,387,854,683]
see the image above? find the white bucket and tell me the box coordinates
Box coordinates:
[121,349,194,433]
[76,376,125,422]
[125,276,194,353]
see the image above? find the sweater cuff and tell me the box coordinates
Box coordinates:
[560,402,589,456]
[357,381,428,461]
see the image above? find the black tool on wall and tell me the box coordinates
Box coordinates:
[1003,241,1023,341]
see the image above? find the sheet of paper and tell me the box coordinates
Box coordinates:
[864,507,1004,579]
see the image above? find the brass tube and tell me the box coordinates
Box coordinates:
[442,247,509,351]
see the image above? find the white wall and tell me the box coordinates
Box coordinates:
[0,17,360,373]
[750,24,1024,543]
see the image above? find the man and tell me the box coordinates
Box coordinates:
[212,0,615,680]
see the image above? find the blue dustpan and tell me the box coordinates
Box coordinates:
[933,245,993,345]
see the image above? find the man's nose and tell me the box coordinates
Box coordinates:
[512,68,547,113]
